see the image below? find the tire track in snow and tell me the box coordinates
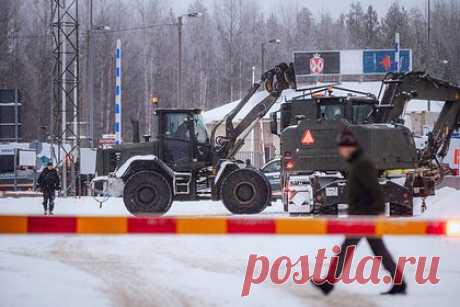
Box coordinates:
[146,239,379,307]
[48,238,210,307]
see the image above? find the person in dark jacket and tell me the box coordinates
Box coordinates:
[37,162,60,215]
[312,128,406,296]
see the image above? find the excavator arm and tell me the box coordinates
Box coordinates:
[378,72,460,164]
[210,63,295,160]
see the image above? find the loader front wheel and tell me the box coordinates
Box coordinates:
[221,168,271,214]
[123,171,172,216]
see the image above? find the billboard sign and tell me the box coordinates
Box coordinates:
[293,49,412,80]
[294,51,340,76]
[363,49,411,74]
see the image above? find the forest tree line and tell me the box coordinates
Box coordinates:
[0,0,459,142]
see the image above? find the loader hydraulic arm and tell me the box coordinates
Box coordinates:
[210,63,295,160]
[378,72,460,163]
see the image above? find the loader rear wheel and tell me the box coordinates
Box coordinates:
[123,171,172,216]
[389,202,413,217]
[221,168,271,214]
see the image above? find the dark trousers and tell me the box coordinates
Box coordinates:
[329,237,401,283]
[42,190,55,212]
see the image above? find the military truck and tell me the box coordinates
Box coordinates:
[95,63,296,215]
[271,72,460,216]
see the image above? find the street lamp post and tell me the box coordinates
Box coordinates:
[87,0,110,148]
[177,12,202,108]
[261,38,281,74]
[427,0,431,111]
[259,39,280,164]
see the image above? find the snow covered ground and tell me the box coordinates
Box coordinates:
[1,188,459,307]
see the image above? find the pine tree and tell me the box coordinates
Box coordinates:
[346,2,365,48]
[294,7,314,50]
[380,2,410,48]
[363,5,381,48]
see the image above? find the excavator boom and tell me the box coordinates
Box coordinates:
[379,72,460,164]
[211,63,295,160]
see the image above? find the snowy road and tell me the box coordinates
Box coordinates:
[0,186,458,218]
[1,188,459,306]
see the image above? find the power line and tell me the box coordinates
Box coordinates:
[7,22,177,40]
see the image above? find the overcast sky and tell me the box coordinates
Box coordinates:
[172,0,427,18]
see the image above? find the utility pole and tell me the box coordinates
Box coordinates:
[259,39,280,164]
[177,16,183,108]
[87,0,94,147]
[87,0,110,147]
[176,12,202,108]
[260,39,281,75]
[395,32,400,73]
[427,0,431,111]
[261,43,265,74]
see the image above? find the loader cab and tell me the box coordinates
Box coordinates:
[315,96,376,124]
[271,95,378,135]
[155,109,212,171]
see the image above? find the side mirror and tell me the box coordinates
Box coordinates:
[270,112,278,135]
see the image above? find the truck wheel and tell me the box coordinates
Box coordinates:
[123,171,172,215]
[221,168,271,214]
[389,202,413,217]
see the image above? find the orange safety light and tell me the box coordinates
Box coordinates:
[301,129,315,145]
[446,220,460,237]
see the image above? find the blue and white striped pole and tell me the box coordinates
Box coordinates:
[115,39,122,144]
[394,32,400,73]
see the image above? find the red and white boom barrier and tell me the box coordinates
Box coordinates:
[0,216,460,236]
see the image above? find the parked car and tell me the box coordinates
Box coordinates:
[261,158,281,200]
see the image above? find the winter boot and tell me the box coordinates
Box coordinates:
[49,201,54,215]
[381,281,407,295]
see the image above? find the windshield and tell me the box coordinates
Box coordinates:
[193,114,209,144]
[319,104,345,120]
[352,104,373,124]
[164,113,191,140]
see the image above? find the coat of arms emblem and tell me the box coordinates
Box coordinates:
[309,53,324,74]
